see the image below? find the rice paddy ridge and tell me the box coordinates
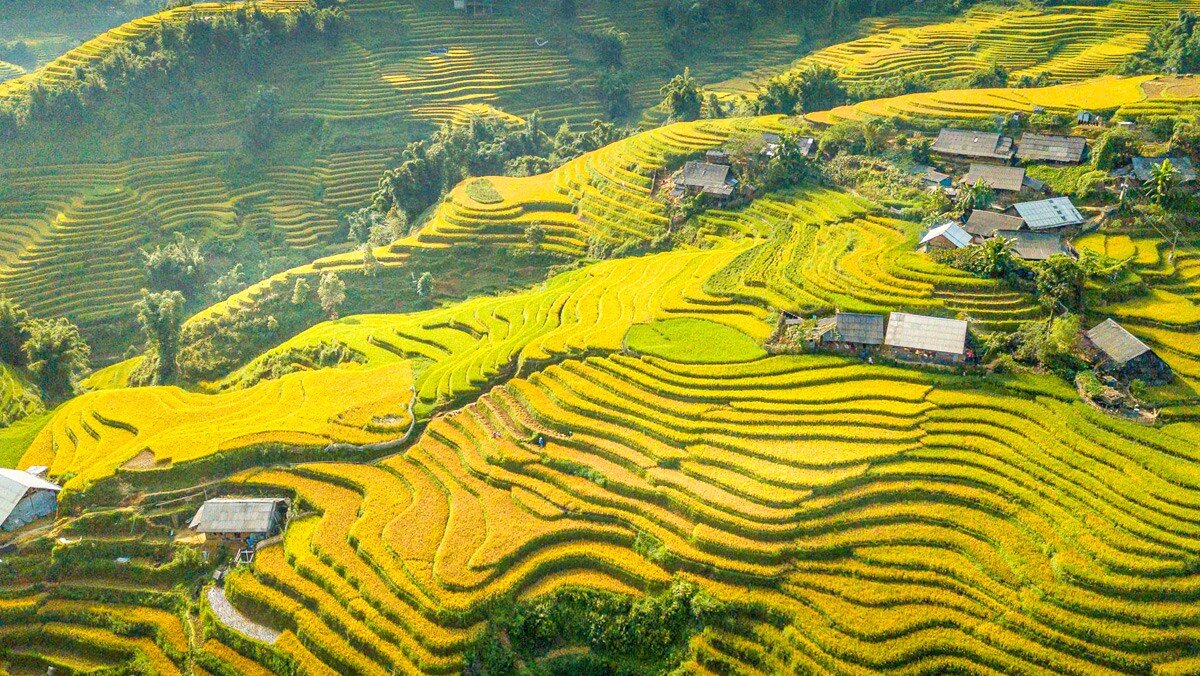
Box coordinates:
[189,351,1200,673]
[701,188,1044,331]
[0,149,398,323]
[15,361,415,495]
[1076,229,1200,421]
[0,1,302,104]
[191,116,788,325]
[218,243,771,419]
[796,0,1200,87]
[808,74,1159,126]
[0,500,277,674]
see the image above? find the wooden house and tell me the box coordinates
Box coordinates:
[931,128,1015,161]
[190,498,289,545]
[883,312,969,364]
[960,163,1026,192]
[808,312,887,352]
[919,221,972,252]
[1083,319,1173,384]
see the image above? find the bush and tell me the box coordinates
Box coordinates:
[465,178,503,204]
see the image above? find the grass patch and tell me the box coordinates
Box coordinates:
[465,178,503,204]
[624,318,766,363]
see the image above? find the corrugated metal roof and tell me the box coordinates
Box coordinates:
[828,312,886,345]
[964,210,1025,236]
[920,221,972,248]
[1013,197,1084,230]
[0,469,61,527]
[1131,156,1197,182]
[960,163,1025,192]
[1086,319,1151,366]
[932,129,1014,160]
[678,161,730,189]
[1016,133,1086,163]
[190,498,287,534]
[1005,231,1069,261]
[885,312,968,355]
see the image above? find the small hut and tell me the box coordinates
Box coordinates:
[883,312,969,363]
[960,163,1026,193]
[1016,133,1086,164]
[1083,319,1173,384]
[809,312,887,352]
[919,221,972,252]
[190,498,289,545]
[0,469,61,532]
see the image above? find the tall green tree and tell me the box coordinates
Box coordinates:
[318,272,347,319]
[795,64,848,113]
[135,289,186,385]
[0,297,30,367]
[1035,254,1085,312]
[23,317,89,401]
[968,236,1016,279]
[659,68,703,121]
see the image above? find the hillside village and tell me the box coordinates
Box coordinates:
[0,0,1198,673]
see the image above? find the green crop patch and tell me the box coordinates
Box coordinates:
[625,318,766,364]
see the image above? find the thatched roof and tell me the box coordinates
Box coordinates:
[1016,133,1086,163]
[964,210,1025,236]
[960,163,1026,192]
[1005,231,1069,261]
[815,312,887,345]
[932,129,1014,160]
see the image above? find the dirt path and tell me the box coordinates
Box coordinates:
[207,585,280,644]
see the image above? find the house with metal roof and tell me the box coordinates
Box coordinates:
[1005,231,1072,261]
[1016,133,1086,163]
[931,128,1015,161]
[190,498,289,542]
[911,165,952,189]
[1130,156,1197,183]
[675,161,735,197]
[919,221,972,252]
[1012,197,1085,230]
[964,210,1025,238]
[960,163,1026,192]
[884,313,970,363]
[809,312,887,351]
[1083,319,1172,384]
[0,468,61,532]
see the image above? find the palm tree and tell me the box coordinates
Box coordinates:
[969,235,1016,278]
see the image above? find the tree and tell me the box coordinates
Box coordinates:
[416,272,434,300]
[1145,157,1182,206]
[361,245,381,277]
[318,272,346,319]
[763,132,812,189]
[142,232,205,293]
[210,263,245,300]
[957,180,995,212]
[135,289,186,385]
[596,68,632,119]
[968,236,1016,278]
[23,317,89,401]
[1036,254,1085,312]
[757,76,801,115]
[660,68,703,121]
[245,85,282,151]
[795,64,847,113]
[526,224,547,251]
[1092,128,1137,170]
[588,26,626,68]
[0,297,30,367]
[291,277,311,305]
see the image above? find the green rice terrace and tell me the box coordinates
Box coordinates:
[2,0,1200,673]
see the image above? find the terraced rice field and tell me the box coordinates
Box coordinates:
[809,75,1158,125]
[1076,231,1200,420]
[16,362,414,494]
[194,116,787,323]
[799,0,1200,86]
[702,188,1042,330]
[0,149,397,322]
[176,350,1200,673]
